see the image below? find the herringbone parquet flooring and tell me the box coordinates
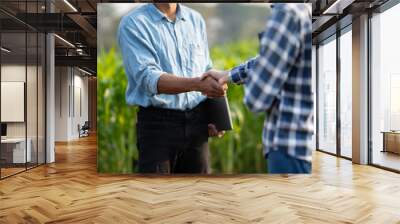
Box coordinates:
[1,135,400,224]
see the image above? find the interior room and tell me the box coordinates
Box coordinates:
[0,0,97,179]
[0,13,46,178]
[54,66,91,141]
[0,0,399,223]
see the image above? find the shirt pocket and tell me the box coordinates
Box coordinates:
[185,41,206,74]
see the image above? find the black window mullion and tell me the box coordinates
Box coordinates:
[36,0,39,167]
[25,0,28,171]
[367,11,373,165]
[336,26,341,157]
[0,21,2,180]
[44,1,47,164]
[316,44,320,151]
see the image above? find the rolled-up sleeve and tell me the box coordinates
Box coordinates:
[230,56,258,84]
[118,20,164,96]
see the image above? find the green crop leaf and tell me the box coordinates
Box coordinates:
[98,40,266,174]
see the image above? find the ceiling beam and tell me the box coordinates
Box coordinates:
[322,0,356,15]
[312,15,335,33]
[55,55,96,73]
[67,14,96,39]
[10,13,84,32]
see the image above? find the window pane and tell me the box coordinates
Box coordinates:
[340,29,352,158]
[312,45,317,150]
[318,37,337,154]
[371,3,400,171]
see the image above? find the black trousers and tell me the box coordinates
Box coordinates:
[136,102,210,174]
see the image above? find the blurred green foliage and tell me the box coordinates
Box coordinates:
[98,39,266,174]
[97,48,137,173]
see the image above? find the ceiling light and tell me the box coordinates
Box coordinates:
[63,0,78,12]
[322,0,354,15]
[1,47,11,53]
[76,48,86,56]
[54,34,75,48]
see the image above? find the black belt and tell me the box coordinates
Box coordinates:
[138,101,207,120]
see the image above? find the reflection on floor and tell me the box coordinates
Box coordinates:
[0,167,25,177]
[341,148,352,159]
[0,136,400,223]
[0,163,43,178]
[373,150,400,171]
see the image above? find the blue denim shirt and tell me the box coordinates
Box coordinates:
[117,4,212,110]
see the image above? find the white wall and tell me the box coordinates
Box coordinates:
[54,67,89,141]
[46,33,55,163]
[69,73,89,139]
[1,63,46,164]
[1,65,34,138]
[1,65,26,135]
[55,67,69,141]
[1,65,26,142]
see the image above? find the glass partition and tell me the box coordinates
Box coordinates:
[38,32,45,165]
[1,30,28,177]
[26,0,45,169]
[0,1,46,179]
[27,30,38,169]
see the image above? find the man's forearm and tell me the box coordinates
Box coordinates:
[157,73,226,97]
[157,73,201,94]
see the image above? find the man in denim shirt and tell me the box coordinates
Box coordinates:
[203,4,313,173]
[118,3,225,173]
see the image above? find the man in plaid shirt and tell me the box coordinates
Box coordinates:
[203,4,313,173]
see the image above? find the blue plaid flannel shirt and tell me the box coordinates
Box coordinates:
[230,4,313,162]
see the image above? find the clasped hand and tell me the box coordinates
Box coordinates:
[197,69,230,98]
[197,69,230,138]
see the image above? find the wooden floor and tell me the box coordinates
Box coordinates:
[1,167,26,178]
[1,136,400,223]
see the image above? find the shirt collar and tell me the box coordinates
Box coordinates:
[148,3,187,22]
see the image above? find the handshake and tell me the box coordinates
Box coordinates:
[197,70,230,98]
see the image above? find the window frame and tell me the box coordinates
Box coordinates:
[315,22,353,161]
[367,0,400,173]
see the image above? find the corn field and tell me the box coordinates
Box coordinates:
[98,39,266,174]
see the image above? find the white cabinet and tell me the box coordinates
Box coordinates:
[1,138,32,163]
